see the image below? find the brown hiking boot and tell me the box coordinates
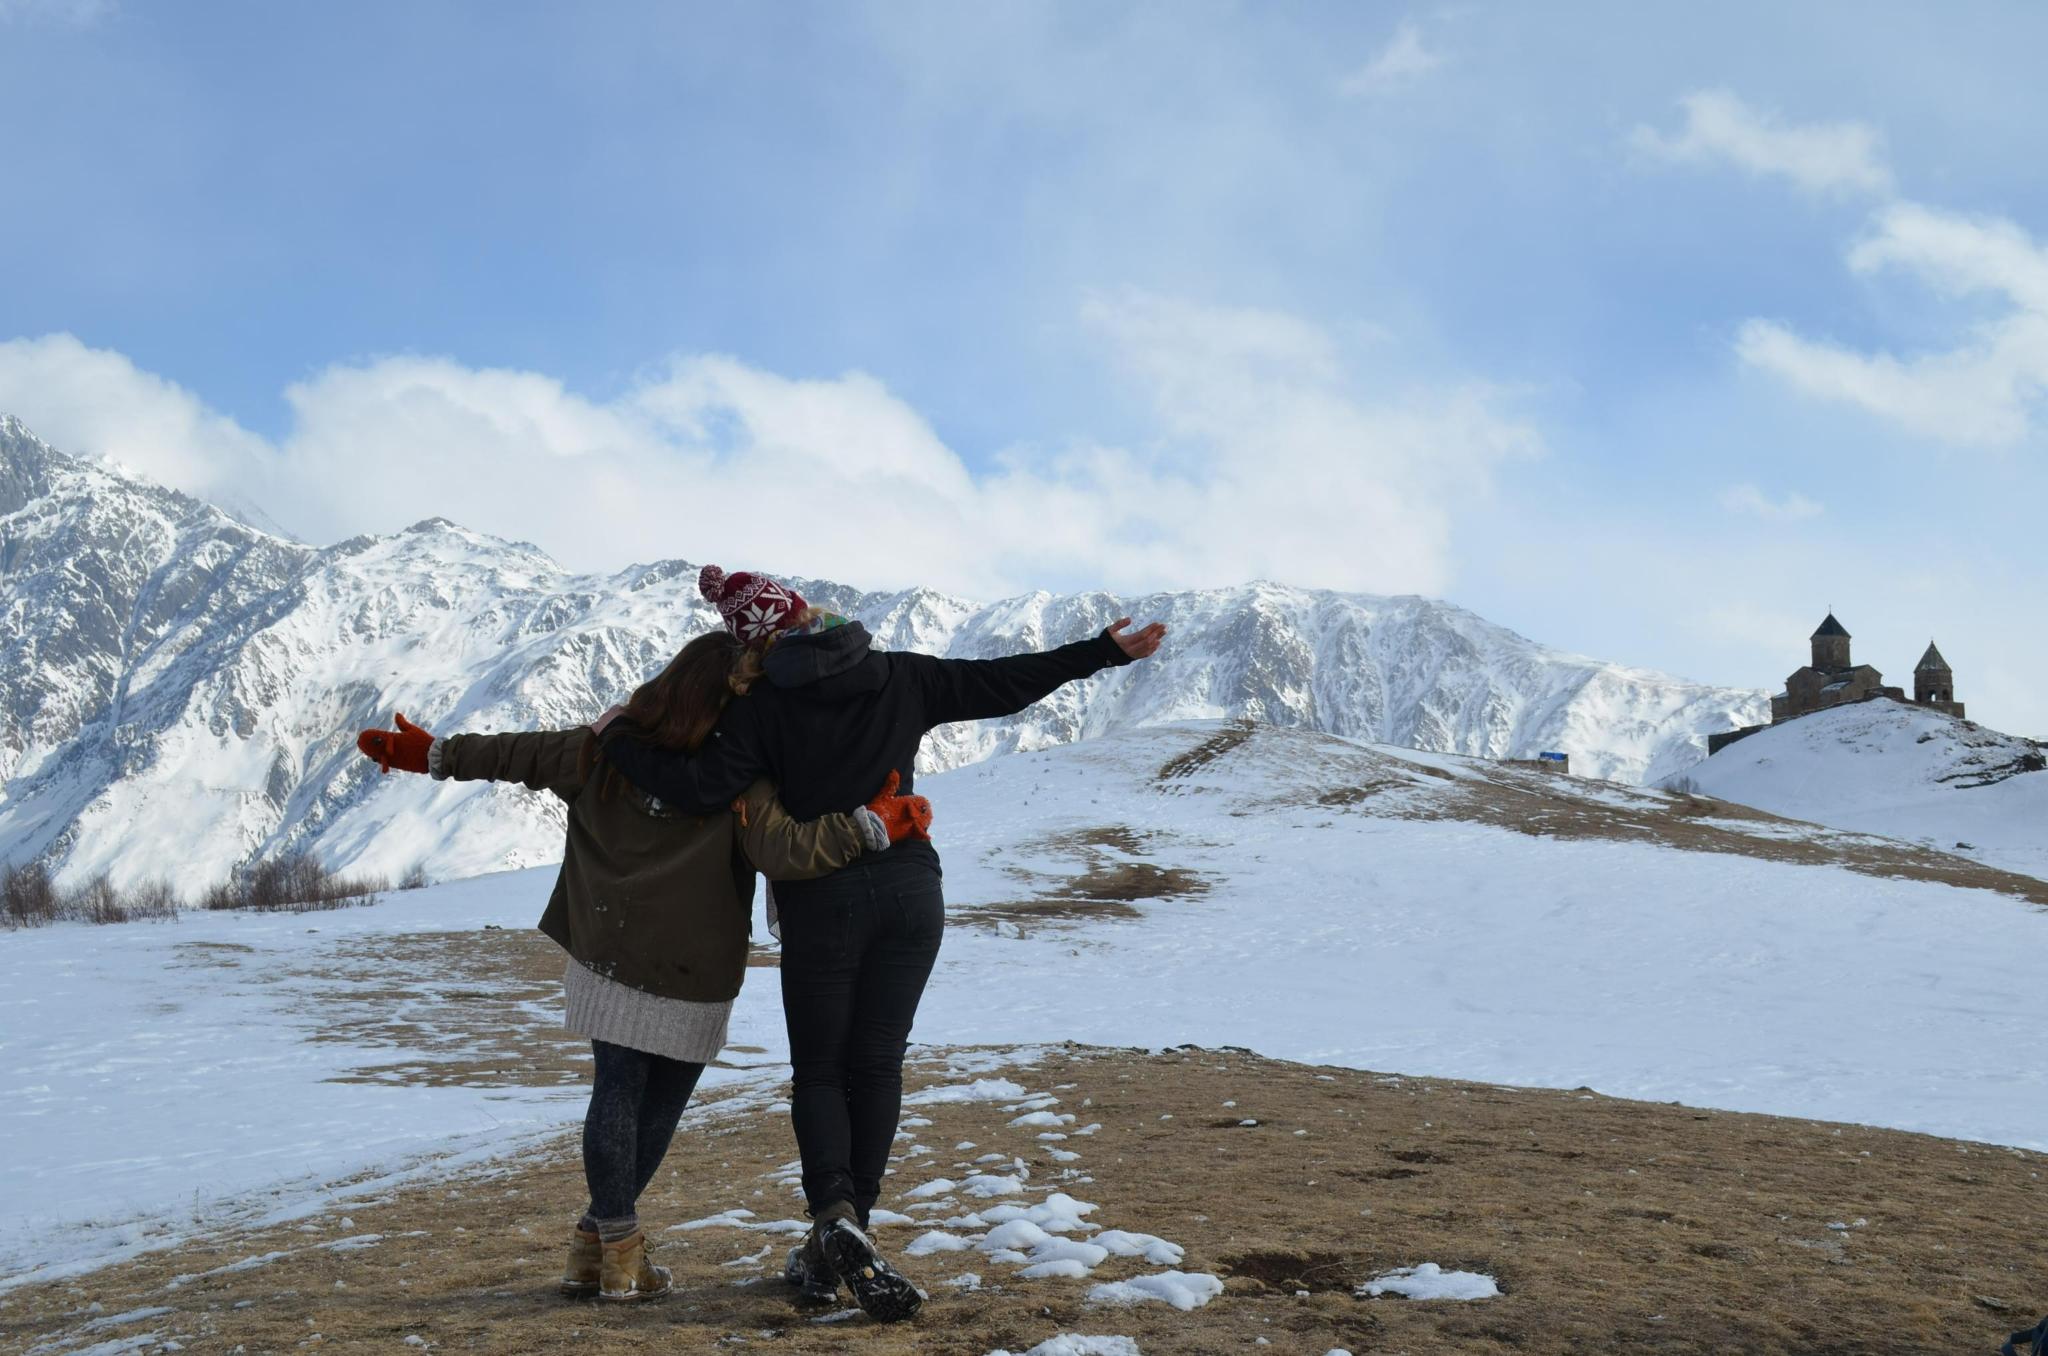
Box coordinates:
[598,1231,672,1302]
[559,1227,602,1297]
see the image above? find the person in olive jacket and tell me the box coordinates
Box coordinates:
[596,566,1166,1323]
[356,629,932,1305]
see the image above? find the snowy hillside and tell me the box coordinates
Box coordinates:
[1677,701,2048,882]
[0,415,1767,893]
[6,721,2044,1287]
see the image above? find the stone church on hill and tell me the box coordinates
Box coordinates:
[1708,613,1964,755]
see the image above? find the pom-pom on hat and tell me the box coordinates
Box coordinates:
[699,564,810,645]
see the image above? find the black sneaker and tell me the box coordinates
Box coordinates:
[818,1214,924,1323]
[782,1227,839,1304]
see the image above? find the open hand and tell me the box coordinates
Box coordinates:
[1106,617,1167,661]
[357,712,435,776]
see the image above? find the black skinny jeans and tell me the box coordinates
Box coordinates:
[775,851,945,1226]
[582,1039,705,1223]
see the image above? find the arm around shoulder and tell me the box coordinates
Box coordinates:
[735,780,868,881]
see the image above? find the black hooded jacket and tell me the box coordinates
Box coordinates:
[598,622,1133,860]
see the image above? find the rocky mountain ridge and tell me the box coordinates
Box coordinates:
[0,415,1768,891]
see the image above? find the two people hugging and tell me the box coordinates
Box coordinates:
[358,564,1165,1322]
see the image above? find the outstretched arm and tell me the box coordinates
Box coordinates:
[436,728,590,801]
[357,714,588,802]
[910,617,1167,727]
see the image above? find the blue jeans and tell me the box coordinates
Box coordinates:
[774,850,945,1224]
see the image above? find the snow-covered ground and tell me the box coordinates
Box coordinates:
[1679,701,2048,882]
[5,720,2044,1289]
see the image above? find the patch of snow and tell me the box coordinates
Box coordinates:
[905,1231,971,1257]
[900,1179,958,1201]
[1087,1271,1225,1311]
[987,1337,1141,1356]
[1092,1231,1185,1266]
[904,1079,1031,1105]
[1360,1263,1500,1301]
[962,1173,1028,1198]
[1009,1111,1075,1129]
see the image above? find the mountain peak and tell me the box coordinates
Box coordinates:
[0,415,68,515]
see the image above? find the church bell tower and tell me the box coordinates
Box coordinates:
[1811,613,1851,672]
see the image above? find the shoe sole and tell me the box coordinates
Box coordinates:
[558,1280,599,1298]
[598,1284,671,1303]
[785,1246,841,1304]
[820,1220,923,1323]
[599,1264,673,1303]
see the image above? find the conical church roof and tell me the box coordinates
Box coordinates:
[1812,613,1850,639]
[1916,641,1951,673]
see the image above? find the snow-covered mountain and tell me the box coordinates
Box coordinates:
[0,415,1767,892]
[1674,701,2048,882]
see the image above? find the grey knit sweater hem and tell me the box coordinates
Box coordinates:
[561,958,733,1064]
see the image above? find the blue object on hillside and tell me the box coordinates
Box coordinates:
[1539,751,1568,762]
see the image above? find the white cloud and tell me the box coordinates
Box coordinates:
[1629,90,1892,197]
[0,334,273,494]
[1737,202,2048,446]
[1339,21,1443,98]
[1632,90,2048,447]
[1719,483,1824,521]
[0,304,1541,599]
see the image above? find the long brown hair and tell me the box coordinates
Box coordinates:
[584,630,743,796]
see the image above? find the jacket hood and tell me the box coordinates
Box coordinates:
[763,621,879,694]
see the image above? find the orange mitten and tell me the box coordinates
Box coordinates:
[356,711,435,775]
[864,770,934,844]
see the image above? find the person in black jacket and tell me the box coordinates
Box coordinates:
[598,565,1165,1321]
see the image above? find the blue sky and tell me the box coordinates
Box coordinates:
[4,1,2047,734]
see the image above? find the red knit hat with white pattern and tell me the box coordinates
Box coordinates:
[699,564,810,645]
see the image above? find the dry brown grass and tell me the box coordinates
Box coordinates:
[965,824,1212,929]
[5,1046,2042,1356]
[1156,720,1259,783]
[1436,767,2048,906]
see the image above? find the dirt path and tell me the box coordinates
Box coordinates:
[4,1045,2043,1356]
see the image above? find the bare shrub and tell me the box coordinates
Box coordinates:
[66,874,127,925]
[398,863,431,891]
[0,852,380,929]
[124,878,184,921]
[2,862,60,928]
[0,866,181,928]
[203,852,385,913]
